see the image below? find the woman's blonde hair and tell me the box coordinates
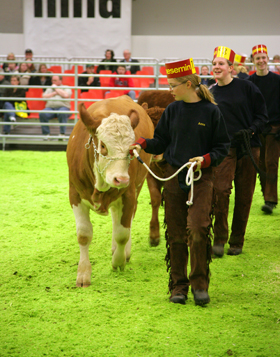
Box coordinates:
[176,74,217,104]
[233,63,248,74]
[7,52,15,60]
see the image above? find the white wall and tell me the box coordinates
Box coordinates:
[131,35,280,62]
[0,34,25,56]
[131,0,280,60]
[131,0,280,36]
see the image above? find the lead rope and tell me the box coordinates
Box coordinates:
[133,149,202,206]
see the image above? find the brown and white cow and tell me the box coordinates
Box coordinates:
[67,96,154,287]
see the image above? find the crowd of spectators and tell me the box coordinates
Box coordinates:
[0,47,279,139]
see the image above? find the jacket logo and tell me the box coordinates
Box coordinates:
[198,122,205,126]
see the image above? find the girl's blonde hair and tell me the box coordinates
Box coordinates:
[176,74,217,104]
[233,63,248,74]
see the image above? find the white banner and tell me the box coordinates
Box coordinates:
[23,0,131,58]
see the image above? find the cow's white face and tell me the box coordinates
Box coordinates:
[94,113,135,191]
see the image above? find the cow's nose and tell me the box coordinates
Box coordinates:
[114,176,130,187]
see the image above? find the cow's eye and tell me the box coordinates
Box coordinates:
[100,141,108,155]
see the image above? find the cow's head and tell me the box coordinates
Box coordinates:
[79,103,139,191]
[142,103,164,162]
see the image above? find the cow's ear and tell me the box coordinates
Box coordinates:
[127,109,139,130]
[141,102,149,111]
[79,103,101,132]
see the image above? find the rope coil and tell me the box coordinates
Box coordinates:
[133,149,201,206]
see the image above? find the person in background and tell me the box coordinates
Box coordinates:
[0,68,10,112]
[26,58,36,74]
[200,65,216,87]
[4,53,18,82]
[268,54,280,74]
[24,48,38,71]
[248,44,280,214]
[2,75,26,134]
[210,46,268,257]
[96,49,117,74]
[39,75,72,140]
[25,49,34,61]
[2,52,17,73]
[129,58,230,306]
[233,53,249,80]
[29,63,52,91]
[107,64,136,99]
[120,49,140,74]
[78,64,100,92]
[18,62,31,87]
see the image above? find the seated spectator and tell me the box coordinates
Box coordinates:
[107,64,136,99]
[268,54,280,74]
[29,63,52,91]
[2,75,27,135]
[200,65,216,87]
[39,75,72,140]
[25,48,38,70]
[18,62,31,87]
[0,68,10,112]
[96,49,117,74]
[120,49,140,74]
[4,54,19,82]
[25,49,33,60]
[26,59,36,73]
[2,52,18,73]
[78,64,100,92]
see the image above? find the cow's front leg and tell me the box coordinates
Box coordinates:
[110,197,133,271]
[72,202,93,287]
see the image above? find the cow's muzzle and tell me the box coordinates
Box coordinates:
[113,176,130,188]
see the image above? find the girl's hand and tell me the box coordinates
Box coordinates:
[189,156,204,171]
[129,144,141,157]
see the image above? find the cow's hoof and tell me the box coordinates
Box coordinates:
[149,237,160,247]
[76,262,92,287]
[76,281,91,288]
[112,264,125,271]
